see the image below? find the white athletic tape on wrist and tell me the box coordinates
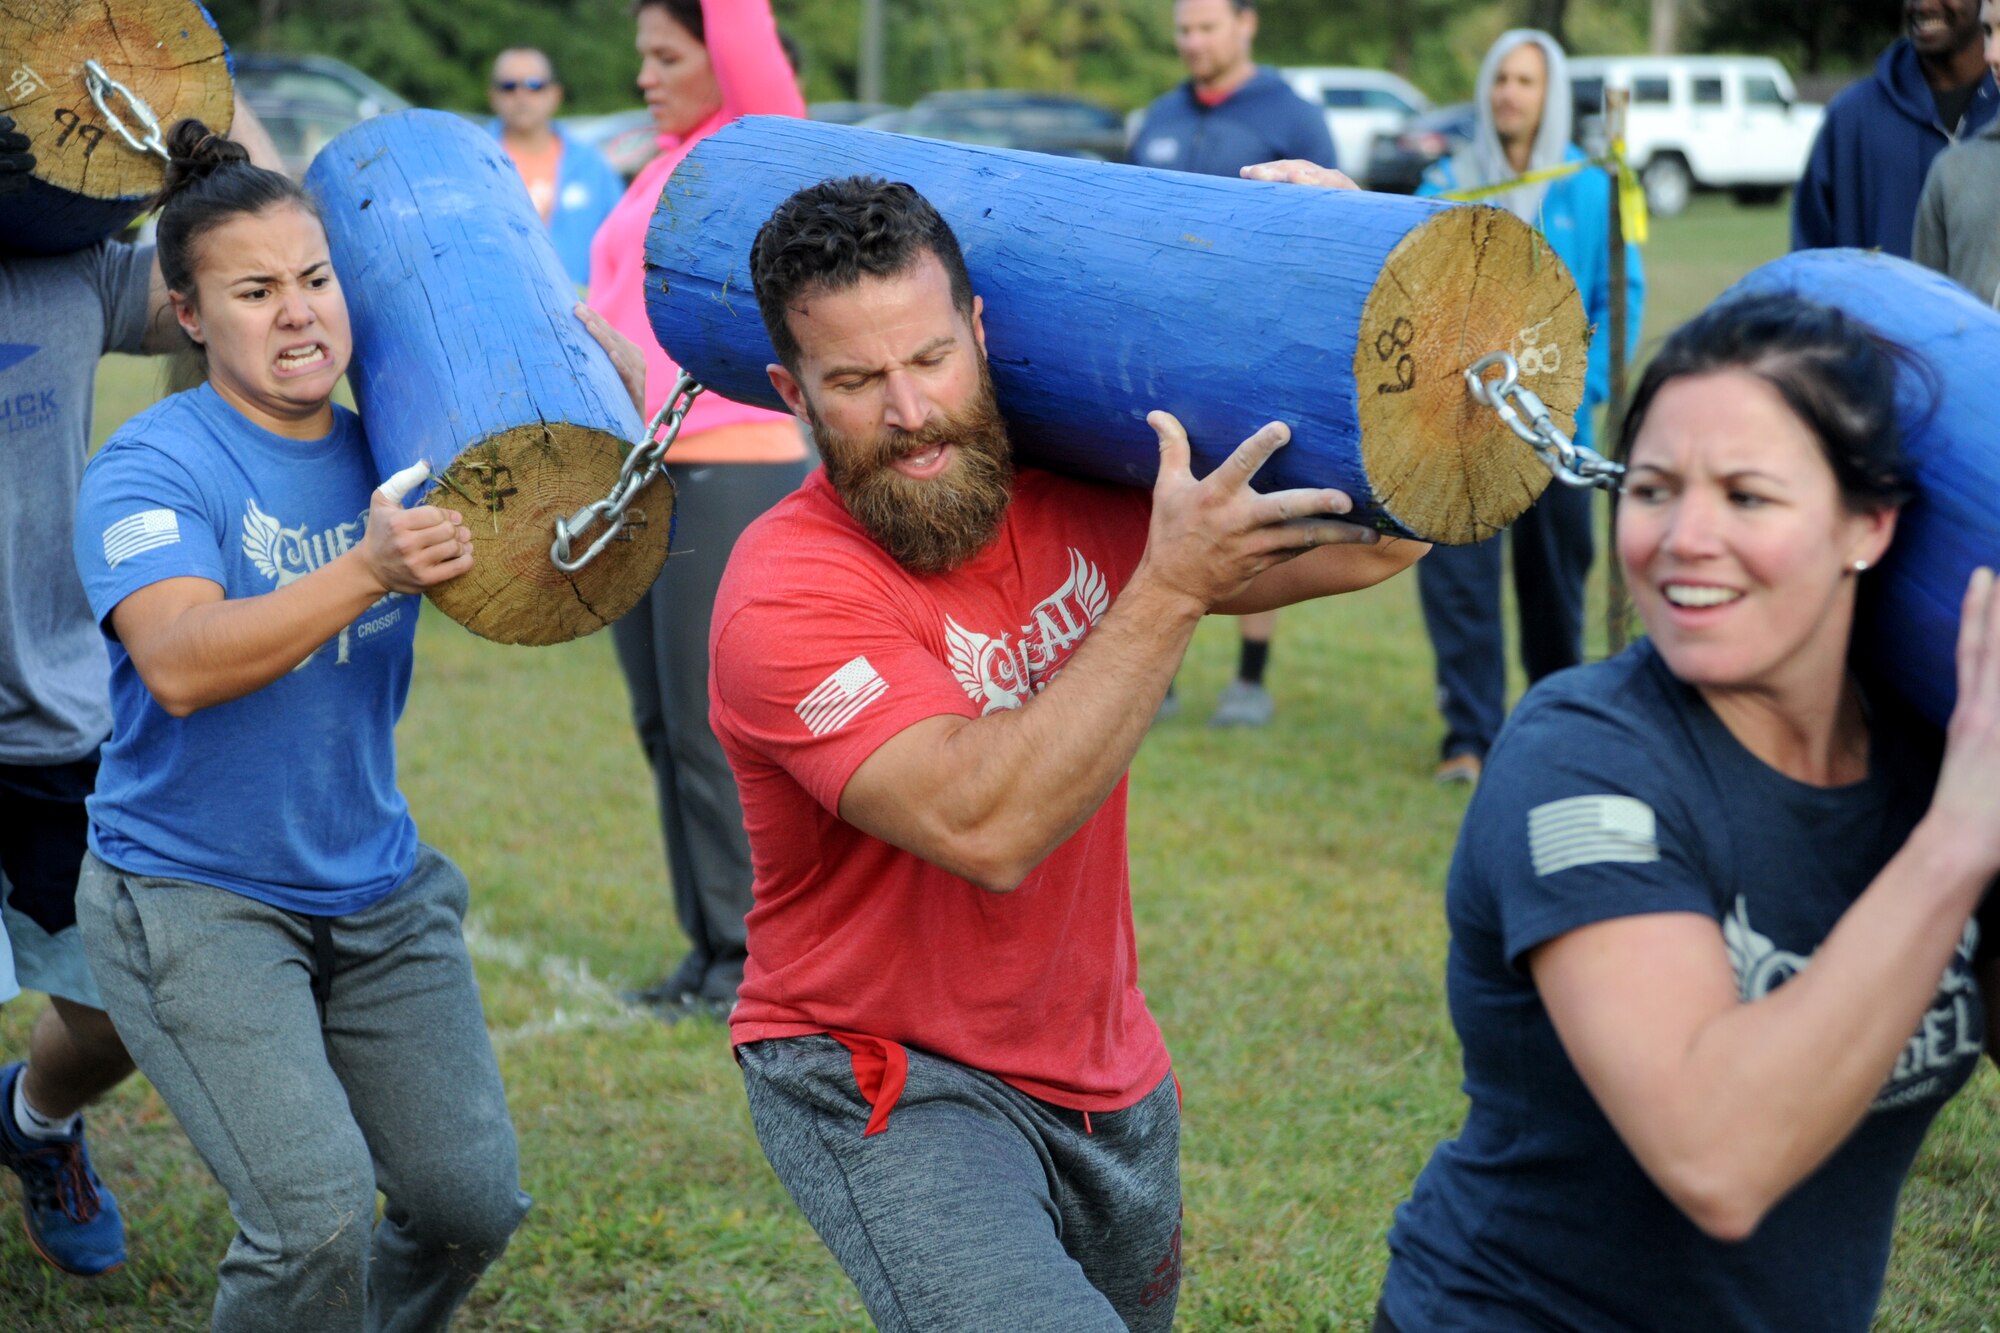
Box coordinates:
[376,459,432,505]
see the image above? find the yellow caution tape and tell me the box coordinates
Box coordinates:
[1432,155,1596,202]
[1433,138,1650,246]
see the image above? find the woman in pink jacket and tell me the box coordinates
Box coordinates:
[588,0,807,1017]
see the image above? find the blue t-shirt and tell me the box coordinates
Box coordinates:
[1381,640,1992,1333]
[73,384,418,914]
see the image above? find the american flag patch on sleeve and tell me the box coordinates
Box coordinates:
[101,509,181,568]
[1527,794,1660,876]
[795,655,888,737]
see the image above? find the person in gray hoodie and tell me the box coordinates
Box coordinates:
[1914,0,2000,306]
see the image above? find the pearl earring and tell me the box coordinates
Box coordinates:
[1850,559,1870,574]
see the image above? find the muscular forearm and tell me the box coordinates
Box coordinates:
[124,551,389,716]
[1620,824,1989,1238]
[1216,534,1424,614]
[851,569,1200,891]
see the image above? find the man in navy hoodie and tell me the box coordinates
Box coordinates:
[1129,0,1336,728]
[1794,0,1998,255]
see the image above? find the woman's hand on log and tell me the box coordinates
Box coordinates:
[362,481,473,594]
[1240,160,1358,190]
[575,301,647,417]
[1927,566,2000,876]
[1135,410,1374,616]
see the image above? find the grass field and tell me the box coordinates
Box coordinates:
[7,195,1996,1330]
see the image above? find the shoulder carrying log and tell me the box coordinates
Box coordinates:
[1726,249,2000,730]
[644,117,1590,545]
[1,0,232,255]
[305,110,658,647]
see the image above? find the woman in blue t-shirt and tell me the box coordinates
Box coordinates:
[69,121,530,1329]
[1376,295,2000,1333]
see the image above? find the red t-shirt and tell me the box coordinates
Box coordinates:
[711,467,1171,1112]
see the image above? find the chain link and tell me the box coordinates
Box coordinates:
[1463,351,1625,491]
[550,372,704,573]
[81,60,170,162]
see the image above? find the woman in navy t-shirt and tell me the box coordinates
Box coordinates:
[1377,295,2000,1332]
[69,122,530,1329]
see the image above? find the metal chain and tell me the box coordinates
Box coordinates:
[81,60,170,162]
[1463,351,1625,490]
[550,372,705,573]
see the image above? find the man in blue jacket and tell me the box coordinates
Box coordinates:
[1415,30,1644,785]
[1129,0,1336,728]
[1794,0,1997,256]
[488,47,623,288]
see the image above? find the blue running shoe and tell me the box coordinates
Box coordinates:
[0,1061,125,1276]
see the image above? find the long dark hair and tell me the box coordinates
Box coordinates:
[154,118,318,389]
[1618,293,1919,513]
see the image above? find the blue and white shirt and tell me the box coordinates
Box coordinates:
[74,384,418,914]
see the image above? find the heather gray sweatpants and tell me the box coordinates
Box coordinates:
[76,846,529,1333]
[740,1034,1182,1332]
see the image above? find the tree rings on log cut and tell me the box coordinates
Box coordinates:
[1355,204,1588,546]
[3,1,232,249]
[420,423,673,647]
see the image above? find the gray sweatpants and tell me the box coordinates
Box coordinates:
[76,846,530,1333]
[740,1035,1183,1332]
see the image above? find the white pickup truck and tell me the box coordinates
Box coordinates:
[1568,56,1824,216]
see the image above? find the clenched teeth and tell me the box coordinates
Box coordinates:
[276,345,326,370]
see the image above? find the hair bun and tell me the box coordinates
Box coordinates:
[158,118,251,204]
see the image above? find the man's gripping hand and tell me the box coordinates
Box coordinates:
[1240,159,1358,190]
[1134,410,1375,618]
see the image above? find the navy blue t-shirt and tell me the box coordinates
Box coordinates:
[74,384,419,915]
[1129,67,1337,177]
[1381,640,1993,1333]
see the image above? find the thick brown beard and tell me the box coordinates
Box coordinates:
[809,359,1015,574]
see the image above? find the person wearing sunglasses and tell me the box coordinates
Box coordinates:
[487,47,621,288]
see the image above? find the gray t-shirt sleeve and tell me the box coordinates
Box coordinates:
[95,240,154,356]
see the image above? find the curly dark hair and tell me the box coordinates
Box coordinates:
[749,176,975,371]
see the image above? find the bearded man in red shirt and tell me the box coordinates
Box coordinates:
[710,175,1423,1332]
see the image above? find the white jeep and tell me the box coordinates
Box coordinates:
[1568,55,1825,217]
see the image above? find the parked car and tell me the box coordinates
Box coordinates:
[233,54,410,177]
[862,91,1128,160]
[1568,55,1823,216]
[1275,67,1430,186]
[810,100,900,126]
[1366,101,1476,195]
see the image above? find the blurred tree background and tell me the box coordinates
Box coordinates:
[196,0,1902,114]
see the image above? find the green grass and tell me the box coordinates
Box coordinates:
[10,197,1994,1330]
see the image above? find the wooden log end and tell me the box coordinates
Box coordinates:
[421,422,673,647]
[8,1,232,211]
[1353,204,1589,545]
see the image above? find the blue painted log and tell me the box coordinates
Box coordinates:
[1,0,232,256]
[645,117,1592,544]
[305,110,656,647]
[1725,250,2000,729]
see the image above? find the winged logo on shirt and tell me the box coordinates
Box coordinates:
[944,547,1110,714]
[1725,895,1984,1110]
[241,497,374,668]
